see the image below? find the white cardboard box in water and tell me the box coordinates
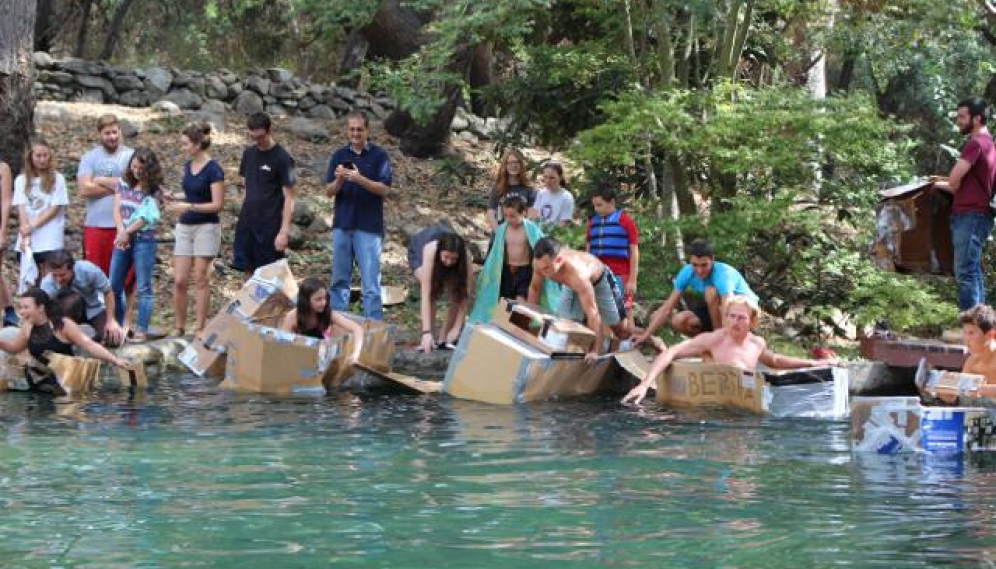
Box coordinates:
[442,323,618,405]
[851,396,996,453]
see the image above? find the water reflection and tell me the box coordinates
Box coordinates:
[1,376,996,567]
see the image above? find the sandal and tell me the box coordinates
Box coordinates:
[127,332,148,344]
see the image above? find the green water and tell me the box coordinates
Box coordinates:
[1,375,995,568]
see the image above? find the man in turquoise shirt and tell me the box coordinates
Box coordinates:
[635,238,758,341]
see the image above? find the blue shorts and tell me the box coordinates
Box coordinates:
[232,223,283,273]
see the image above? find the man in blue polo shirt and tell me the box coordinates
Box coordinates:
[635,238,758,341]
[324,111,393,320]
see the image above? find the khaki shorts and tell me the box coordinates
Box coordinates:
[174,222,221,257]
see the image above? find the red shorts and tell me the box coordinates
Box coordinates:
[84,227,134,291]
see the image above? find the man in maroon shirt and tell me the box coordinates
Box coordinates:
[937,97,996,310]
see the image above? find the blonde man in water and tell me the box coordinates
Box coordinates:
[622,295,834,405]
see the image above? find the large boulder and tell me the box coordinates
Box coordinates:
[244,75,270,96]
[162,88,203,110]
[205,76,228,99]
[38,70,73,85]
[33,51,54,68]
[112,74,145,92]
[76,89,105,104]
[144,68,173,97]
[202,99,227,115]
[287,117,330,143]
[187,110,226,133]
[151,100,183,116]
[306,105,336,120]
[118,90,150,107]
[171,70,194,87]
[233,90,265,115]
[267,68,294,83]
[76,75,115,98]
[59,58,103,75]
[292,201,315,227]
[270,82,306,100]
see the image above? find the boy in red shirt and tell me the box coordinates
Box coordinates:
[586,184,639,312]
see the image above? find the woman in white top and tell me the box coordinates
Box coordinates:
[13,139,69,286]
[533,161,575,227]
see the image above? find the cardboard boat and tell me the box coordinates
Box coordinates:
[852,396,996,453]
[620,356,849,418]
[443,300,625,404]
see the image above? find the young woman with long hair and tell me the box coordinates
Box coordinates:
[409,228,473,352]
[13,139,69,285]
[485,149,537,233]
[109,147,163,342]
[280,277,364,366]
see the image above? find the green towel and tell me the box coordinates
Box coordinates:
[469,219,561,324]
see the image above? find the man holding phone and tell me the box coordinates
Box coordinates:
[325,110,393,320]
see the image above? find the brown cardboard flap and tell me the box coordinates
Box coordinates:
[657,360,768,414]
[614,350,652,379]
[926,370,985,398]
[491,298,595,354]
[117,361,148,388]
[179,341,226,378]
[250,259,299,301]
[46,352,102,394]
[355,363,441,394]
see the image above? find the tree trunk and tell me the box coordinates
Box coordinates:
[385,43,475,158]
[97,0,137,61]
[34,0,56,53]
[360,0,432,60]
[836,52,856,93]
[467,42,494,116]
[74,0,92,58]
[0,0,37,176]
[338,28,370,87]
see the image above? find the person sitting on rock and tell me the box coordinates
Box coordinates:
[280,277,363,367]
[622,295,834,405]
[408,225,474,352]
[0,287,129,396]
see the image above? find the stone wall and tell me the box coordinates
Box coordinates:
[31,52,502,141]
[31,52,394,123]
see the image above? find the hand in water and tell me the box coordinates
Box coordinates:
[622,383,651,405]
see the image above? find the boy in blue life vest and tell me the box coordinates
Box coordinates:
[585,184,640,314]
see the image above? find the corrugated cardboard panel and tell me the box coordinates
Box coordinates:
[178,342,226,378]
[444,325,535,405]
[249,259,299,302]
[223,321,327,395]
[46,353,101,394]
[444,324,618,405]
[491,298,595,355]
[657,360,768,413]
[518,356,616,403]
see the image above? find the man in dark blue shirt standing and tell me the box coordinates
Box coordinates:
[234,112,297,275]
[324,111,393,320]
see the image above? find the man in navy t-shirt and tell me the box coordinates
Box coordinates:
[324,111,393,320]
[936,97,996,310]
[234,112,297,275]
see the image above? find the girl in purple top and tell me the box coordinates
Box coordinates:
[109,148,163,342]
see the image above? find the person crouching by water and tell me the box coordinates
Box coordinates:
[622,295,834,405]
[280,277,364,367]
[408,226,474,352]
[528,237,632,364]
[0,288,129,395]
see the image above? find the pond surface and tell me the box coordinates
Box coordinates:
[1,374,995,568]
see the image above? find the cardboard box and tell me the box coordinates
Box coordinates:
[443,324,618,404]
[491,298,596,355]
[46,353,102,395]
[657,360,769,413]
[852,396,996,453]
[178,341,226,378]
[914,358,985,401]
[622,354,847,418]
[246,259,299,303]
[222,320,344,395]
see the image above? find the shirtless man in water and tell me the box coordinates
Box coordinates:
[622,295,832,404]
[527,237,631,364]
[957,304,996,397]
